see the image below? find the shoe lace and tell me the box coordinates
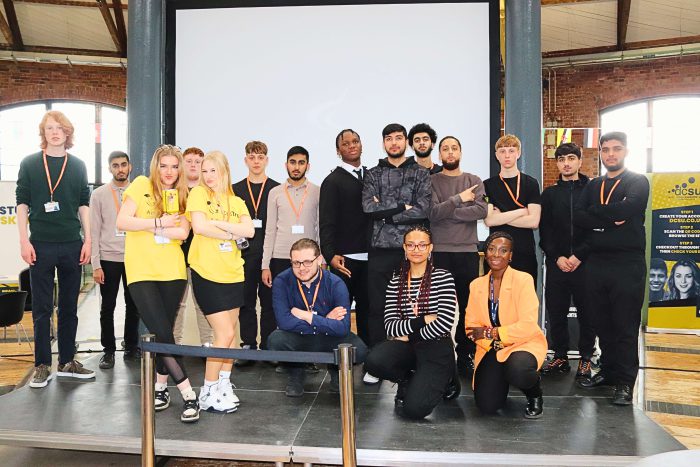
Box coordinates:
[183,399,198,415]
[548,357,567,368]
[579,360,591,373]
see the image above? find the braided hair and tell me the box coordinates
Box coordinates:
[397,225,434,318]
[484,231,515,251]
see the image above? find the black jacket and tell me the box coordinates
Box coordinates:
[539,174,590,261]
[362,157,431,249]
[319,166,369,263]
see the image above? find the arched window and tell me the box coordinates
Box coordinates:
[0,101,127,184]
[600,96,700,174]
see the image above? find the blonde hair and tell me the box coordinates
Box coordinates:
[148,145,188,216]
[200,150,234,198]
[495,134,521,151]
[39,111,75,149]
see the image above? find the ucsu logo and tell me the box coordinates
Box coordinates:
[668,177,699,196]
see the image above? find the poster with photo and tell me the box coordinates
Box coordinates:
[647,173,700,332]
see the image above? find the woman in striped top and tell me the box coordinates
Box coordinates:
[365,225,460,419]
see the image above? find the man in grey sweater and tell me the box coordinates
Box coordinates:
[429,136,487,375]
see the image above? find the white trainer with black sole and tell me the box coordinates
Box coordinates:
[199,384,237,414]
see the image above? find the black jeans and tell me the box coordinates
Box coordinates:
[586,254,645,386]
[332,257,370,345]
[544,259,595,359]
[433,252,479,360]
[30,240,82,367]
[474,349,540,414]
[99,260,139,353]
[365,337,455,419]
[240,253,274,350]
[367,249,404,347]
[267,329,368,375]
[129,280,188,383]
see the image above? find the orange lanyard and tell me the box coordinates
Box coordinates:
[499,172,525,208]
[43,151,68,201]
[284,183,309,222]
[297,269,323,312]
[246,177,267,219]
[600,178,621,205]
[109,185,123,212]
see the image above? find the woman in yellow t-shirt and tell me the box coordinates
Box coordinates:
[116,144,200,423]
[187,151,254,414]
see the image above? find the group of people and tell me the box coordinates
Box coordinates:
[16,110,653,425]
[649,258,700,302]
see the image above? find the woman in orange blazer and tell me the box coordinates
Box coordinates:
[465,232,547,418]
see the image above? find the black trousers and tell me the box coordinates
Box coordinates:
[585,254,645,386]
[332,257,370,345]
[367,249,404,347]
[270,258,292,279]
[365,337,455,419]
[544,260,595,360]
[240,253,273,350]
[433,251,479,360]
[129,280,188,383]
[99,260,139,353]
[474,349,539,414]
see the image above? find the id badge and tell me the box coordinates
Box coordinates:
[44,201,60,213]
[253,218,263,229]
[292,225,304,234]
[218,241,234,252]
[154,234,171,244]
[115,229,126,237]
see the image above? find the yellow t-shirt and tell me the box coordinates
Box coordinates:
[123,176,186,285]
[186,186,250,283]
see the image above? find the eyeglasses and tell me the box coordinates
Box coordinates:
[404,243,431,251]
[291,255,319,269]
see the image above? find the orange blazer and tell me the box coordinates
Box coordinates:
[465,267,547,388]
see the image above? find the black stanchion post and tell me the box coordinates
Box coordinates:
[338,343,357,467]
[141,334,156,467]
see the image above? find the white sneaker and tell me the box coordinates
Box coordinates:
[218,378,240,407]
[363,372,380,385]
[199,384,237,414]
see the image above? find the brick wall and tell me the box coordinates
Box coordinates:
[540,54,700,187]
[0,61,126,109]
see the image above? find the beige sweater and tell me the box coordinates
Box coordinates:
[90,181,129,269]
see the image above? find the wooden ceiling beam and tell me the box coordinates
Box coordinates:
[95,0,121,55]
[617,0,631,51]
[15,0,127,8]
[543,34,700,58]
[0,43,122,57]
[2,0,24,50]
[112,0,126,58]
[0,10,14,45]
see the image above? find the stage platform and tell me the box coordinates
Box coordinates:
[0,354,686,466]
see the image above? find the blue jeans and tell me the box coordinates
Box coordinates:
[30,240,83,367]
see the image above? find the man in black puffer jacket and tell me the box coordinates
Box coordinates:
[361,123,431,385]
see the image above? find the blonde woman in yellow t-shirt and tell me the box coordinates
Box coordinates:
[186,151,254,414]
[117,144,201,423]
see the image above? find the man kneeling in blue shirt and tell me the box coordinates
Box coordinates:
[268,238,368,397]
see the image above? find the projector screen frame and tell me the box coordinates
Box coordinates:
[164,0,501,177]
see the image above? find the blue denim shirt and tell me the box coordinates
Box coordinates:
[272,267,351,337]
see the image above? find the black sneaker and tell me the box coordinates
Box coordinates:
[541,357,571,375]
[285,368,305,397]
[181,398,200,423]
[305,363,320,373]
[329,371,340,393]
[155,388,170,411]
[612,384,633,406]
[576,359,593,380]
[443,376,461,401]
[123,348,142,361]
[99,353,115,369]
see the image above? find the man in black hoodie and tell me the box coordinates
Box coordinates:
[539,143,595,384]
[574,132,649,406]
[362,123,432,383]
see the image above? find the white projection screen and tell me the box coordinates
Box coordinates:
[165,0,499,198]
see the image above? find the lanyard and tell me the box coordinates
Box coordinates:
[600,178,621,205]
[297,269,323,312]
[110,185,123,212]
[407,275,423,316]
[489,274,500,327]
[284,183,309,222]
[43,151,68,202]
[499,173,525,208]
[246,176,267,219]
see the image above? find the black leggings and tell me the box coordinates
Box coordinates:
[365,337,455,419]
[129,280,188,384]
[474,349,539,414]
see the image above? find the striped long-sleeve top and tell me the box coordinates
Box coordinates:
[384,268,457,341]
